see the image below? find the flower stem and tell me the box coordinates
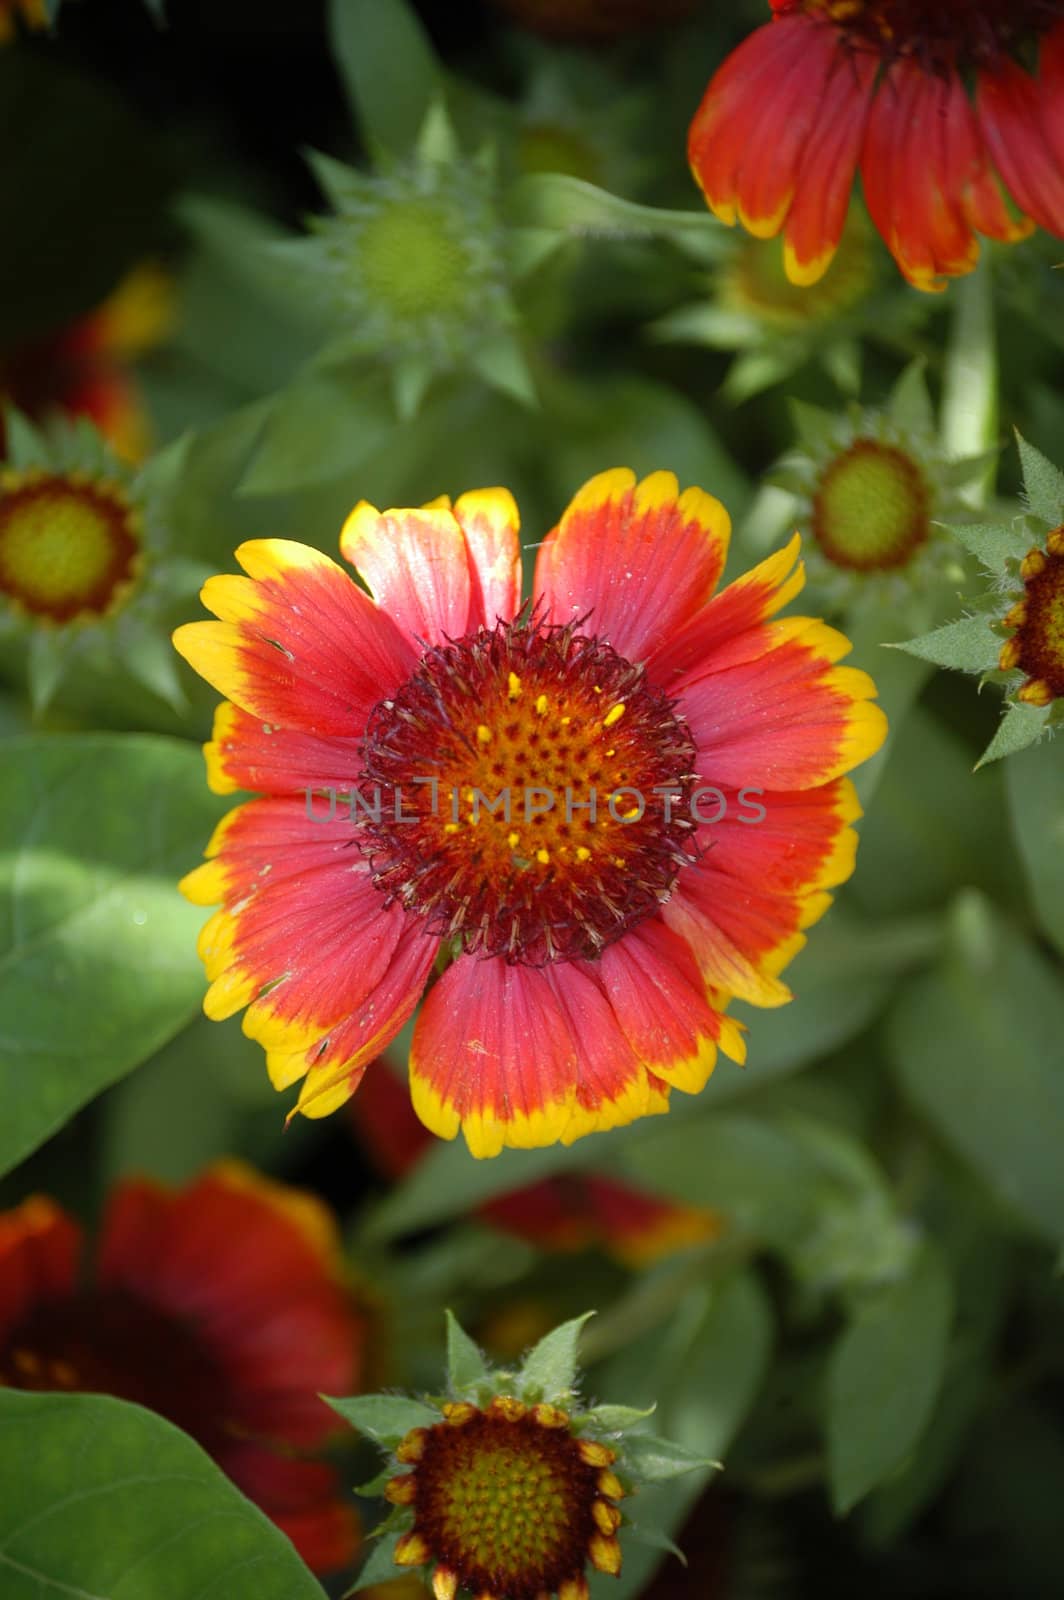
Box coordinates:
[940,255,997,506]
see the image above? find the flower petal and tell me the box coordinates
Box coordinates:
[663,779,860,1004]
[453,487,523,627]
[978,55,1064,239]
[596,919,739,1095]
[202,701,366,797]
[688,15,835,236]
[0,1198,81,1342]
[339,501,475,648]
[534,469,730,663]
[411,956,579,1158]
[650,533,803,685]
[677,616,887,790]
[782,45,875,285]
[173,539,414,736]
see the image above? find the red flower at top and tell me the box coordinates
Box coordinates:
[0,1164,362,1574]
[689,1,1064,291]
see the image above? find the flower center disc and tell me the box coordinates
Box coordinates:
[360,617,699,965]
[812,439,931,572]
[0,472,141,623]
[1016,543,1064,697]
[799,0,1060,63]
[412,1410,599,1598]
[357,200,474,322]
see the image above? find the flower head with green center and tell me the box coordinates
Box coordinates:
[335,1312,713,1600]
[651,208,924,404]
[279,107,527,419]
[896,435,1064,763]
[769,363,982,618]
[0,407,202,713]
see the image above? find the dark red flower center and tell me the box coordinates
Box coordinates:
[0,1288,230,1450]
[789,0,1063,66]
[359,615,699,966]
[1014,537,1064,699]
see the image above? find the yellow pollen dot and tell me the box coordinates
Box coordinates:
[507,831,520,848]
[612,855,626,867]
[535,693,549,715]
[604,747,616,757]
[603,702,625,727]
[560,715,571,725]
[476,724,493,744]
[536,848,551,865]
[576,846,591,861]
[444,822,461,834]
[508,671,522,699]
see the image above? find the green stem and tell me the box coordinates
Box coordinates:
[940,255,997,505]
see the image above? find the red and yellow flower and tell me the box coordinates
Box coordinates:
[0,1163,363,1574]
[0,0,45,43]
[174,469,886,1157]
[1,265,172,462]
[689,2,1064,291]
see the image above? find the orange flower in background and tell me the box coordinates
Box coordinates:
[174,469,886,1157]
[689,2,1064,291]
[0,1164,362,1574]
[350,1060,722,1266]
[0,265,172,461]
[0,0,46,42]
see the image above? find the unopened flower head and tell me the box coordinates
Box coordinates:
[335,1312,713,1600]
[773,364,978,612]
[895,435,1064,762]
[0,408,198,712]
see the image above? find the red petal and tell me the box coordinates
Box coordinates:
[173,541,415,737]
[0,1198,81,1341]
[453,488,524,627]
[339,502,475,648]
[534,469,730,664]
[782,43,874,285]
[202,701,366,797]
[978,56,1064,238]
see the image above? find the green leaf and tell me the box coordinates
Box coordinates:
[0,1390,325,1599]
[327,1394,440,1445]
[468,330,538,407]
[508,173,730,254]
[349,1530,402,1591]
[328,0,441,157]
[445,1309,489,1391]
[887,903,1064,1240]
[519,1312,595,1400]
[0,735,227,1179]
[976,699,1051,766]
[1016,431,1064,525]
[887,359,934,436]
[889,614,1002,674]
[585,1403,657,1432]
[239,372,398,495]
[621,1433,718,1483]
[826,1242,953,1514]
[1005,736,1064,957]
[947,519,1033,570]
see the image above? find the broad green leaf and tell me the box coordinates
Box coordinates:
[0,735,227,1178]
[239,373,398,496]
[1016,431,1064,525]
[976,699,1051,766]
[445,1309,489,1391]
[326,1394,439,1445]
[948,520,1032,570]
[890,614,1002,674]
[826,1242,953,1513]
[329,0,440,157]
[519,1312,595,1400]
[1005,735,1064,957]
[0,1390,325,1599]
[887,905,1064,1240]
